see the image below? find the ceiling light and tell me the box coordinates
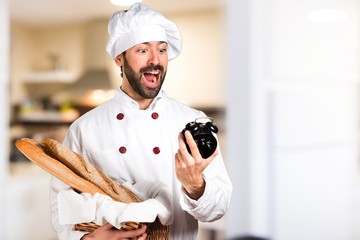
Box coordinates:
[307,9,349,23]
[110,0,142,6]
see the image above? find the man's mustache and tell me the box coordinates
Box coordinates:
[140,64,164,73]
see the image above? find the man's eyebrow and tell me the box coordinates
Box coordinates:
[139,41,167,45]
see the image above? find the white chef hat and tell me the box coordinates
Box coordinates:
[106,3,182,61]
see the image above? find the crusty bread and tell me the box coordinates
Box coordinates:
[15,138,107,195]
[41,138,139,203]
[15,137,170,238]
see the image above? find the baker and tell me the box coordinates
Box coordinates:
[50,3,232,240]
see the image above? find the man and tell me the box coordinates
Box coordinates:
[50,3,232,240]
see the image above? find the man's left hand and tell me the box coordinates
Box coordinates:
[175,130,218,200]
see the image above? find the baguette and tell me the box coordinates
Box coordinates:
[41,138,139,203]
[15,138,106,195]
[15,138,170,239]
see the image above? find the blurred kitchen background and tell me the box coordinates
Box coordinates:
[1,0,360,239]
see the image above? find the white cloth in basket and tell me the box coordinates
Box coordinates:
[57,180,173,229]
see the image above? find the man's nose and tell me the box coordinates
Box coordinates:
[148,49,160,65]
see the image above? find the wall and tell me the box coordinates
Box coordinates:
[10,23,35,104]
[10,22,87,104]
[31,24,86,74]
[163,9,226,108]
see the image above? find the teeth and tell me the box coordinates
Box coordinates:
[152,76,157,83]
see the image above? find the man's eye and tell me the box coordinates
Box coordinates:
[159,48,167,53]
[138,49,147,53]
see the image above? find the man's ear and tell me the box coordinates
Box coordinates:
[114,55,123,67]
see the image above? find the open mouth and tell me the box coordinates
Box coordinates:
[143,71,160,87]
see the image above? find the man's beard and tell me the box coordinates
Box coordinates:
[123,56,167,99]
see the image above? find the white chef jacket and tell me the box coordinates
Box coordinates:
[50,89,232,240]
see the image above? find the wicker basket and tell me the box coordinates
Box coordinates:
[75,218,170,239]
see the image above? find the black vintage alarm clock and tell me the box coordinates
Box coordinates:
[182,117,218,158]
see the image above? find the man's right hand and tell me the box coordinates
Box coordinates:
[81,223,147,240]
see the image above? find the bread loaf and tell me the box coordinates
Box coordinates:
[15,138,106,195]
[15,137,170,239]
[41,138,139,203]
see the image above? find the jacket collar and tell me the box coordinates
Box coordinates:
[113,87,164,110]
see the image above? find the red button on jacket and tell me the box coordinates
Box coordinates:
[153,147,160,154]
[151,112,159,119]
[116,113,124,120]
[119,146,127,154]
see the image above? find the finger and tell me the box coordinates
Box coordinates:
[177,133,192,163]
[175,152,187,170]
[116,225,147,239]
[204,148,218,160]
[212,148,219,158]
[201,149,219,169]
[101,222,115,231]
[174,152,181,165]
[138,233,148,240]
[177,132,188,152]
[183,131,201,158]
